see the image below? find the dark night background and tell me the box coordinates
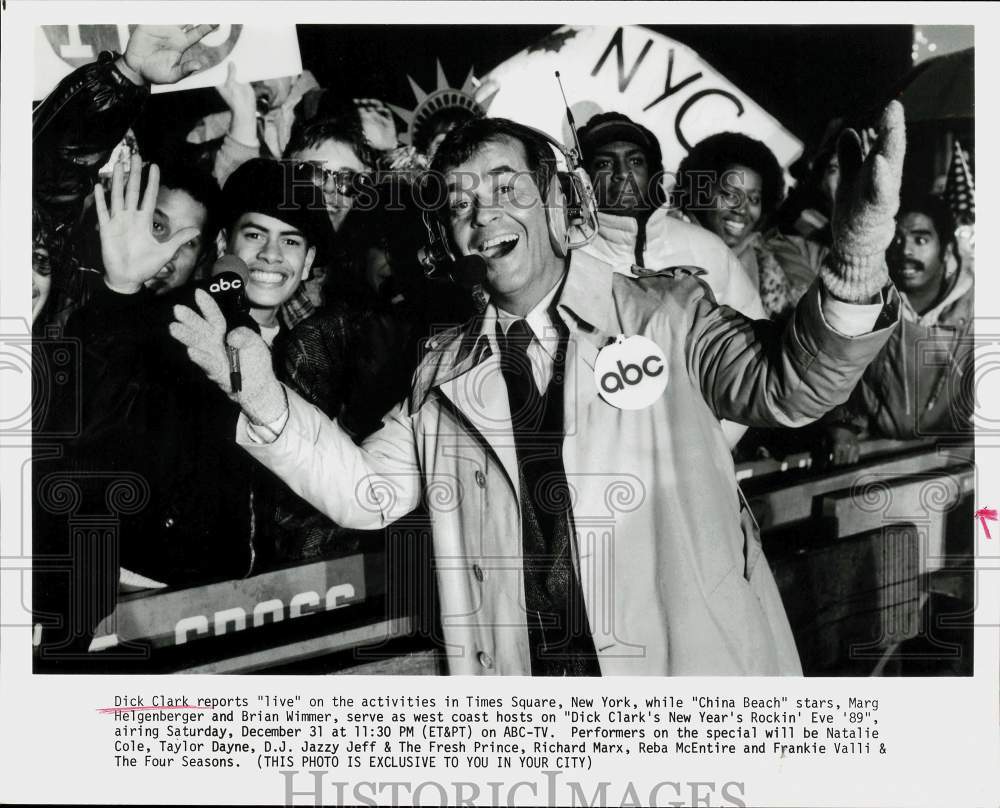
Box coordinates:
[137,25,917,168]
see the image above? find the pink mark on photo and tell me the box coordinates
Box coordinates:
[975,507,997,539]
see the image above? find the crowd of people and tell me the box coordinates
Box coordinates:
[31,25,974,672]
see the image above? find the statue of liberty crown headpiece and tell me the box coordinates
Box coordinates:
[389,61,497,148]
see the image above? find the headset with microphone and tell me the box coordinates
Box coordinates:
[418,72,599,286]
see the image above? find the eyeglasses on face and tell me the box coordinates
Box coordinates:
[292,161,374,197]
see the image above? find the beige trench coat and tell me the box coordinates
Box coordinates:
[238,252,898,675]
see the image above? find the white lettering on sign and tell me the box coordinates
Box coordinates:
[485,25,801,175]
[173,584,360,645]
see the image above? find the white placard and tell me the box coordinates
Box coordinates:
[34,24,302,100]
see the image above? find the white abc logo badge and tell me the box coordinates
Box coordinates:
[209,278,242,293]
[594,335,668,410]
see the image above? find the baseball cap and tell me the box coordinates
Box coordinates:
[577,112,658,157]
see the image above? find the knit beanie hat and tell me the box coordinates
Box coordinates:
[220,158,333,256]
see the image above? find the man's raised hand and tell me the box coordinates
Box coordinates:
[821,100,906,303]
[119,25,219,85]
[94,154,200,295]
[218,62,258,119]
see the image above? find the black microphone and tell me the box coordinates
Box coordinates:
[450,254,487,289]
[202,256,250,393]
[202,256,250,327]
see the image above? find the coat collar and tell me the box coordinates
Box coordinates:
[431,251,619,486]
[446,251,617,369]
[555,250,616,340]
[900,264,974,326]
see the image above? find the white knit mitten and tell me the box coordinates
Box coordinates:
[226,327,286,425]
[170,289,286,425]
[820,100,906,303]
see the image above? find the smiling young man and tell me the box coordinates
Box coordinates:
[216,158,323,343]
[174,109,906,676]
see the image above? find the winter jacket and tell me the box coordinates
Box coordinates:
[33,51,149,228]
[834,267,974,438]
[734,231,822,320]
[238,251,900,675]
[61,283,270,584]
[581,208,766,319]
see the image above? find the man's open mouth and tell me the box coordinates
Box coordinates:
[477,234,519,258]
[249,268,288,285]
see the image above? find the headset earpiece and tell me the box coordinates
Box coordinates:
[547,169,570,257]
[542,139,599,257]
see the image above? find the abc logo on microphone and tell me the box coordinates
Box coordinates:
[201,264,250,329]
[208,277,243,293]
[593,335,669,410]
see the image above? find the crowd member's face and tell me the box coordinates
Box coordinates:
[888,212,947,297]
[251,77,295,111]
[586,139,651,214]
[32,242,52,324]
[145,187,208,296]
[702,163,764,248]
[226,212,315,311]
[292,140,368,232]
[445,137,563,312]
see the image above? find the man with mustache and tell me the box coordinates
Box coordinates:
[825,193,973,463]
[173,106,905,676]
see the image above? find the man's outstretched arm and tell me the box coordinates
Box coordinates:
[687,101,906,427]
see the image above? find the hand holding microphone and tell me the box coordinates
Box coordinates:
[169,262,287,427]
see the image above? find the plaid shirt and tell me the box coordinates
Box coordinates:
[279,284,316,331]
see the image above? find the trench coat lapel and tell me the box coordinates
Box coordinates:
[436,325,521,495]
[557,252,618,435]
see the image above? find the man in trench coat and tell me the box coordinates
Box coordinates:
[170,104,906,675]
